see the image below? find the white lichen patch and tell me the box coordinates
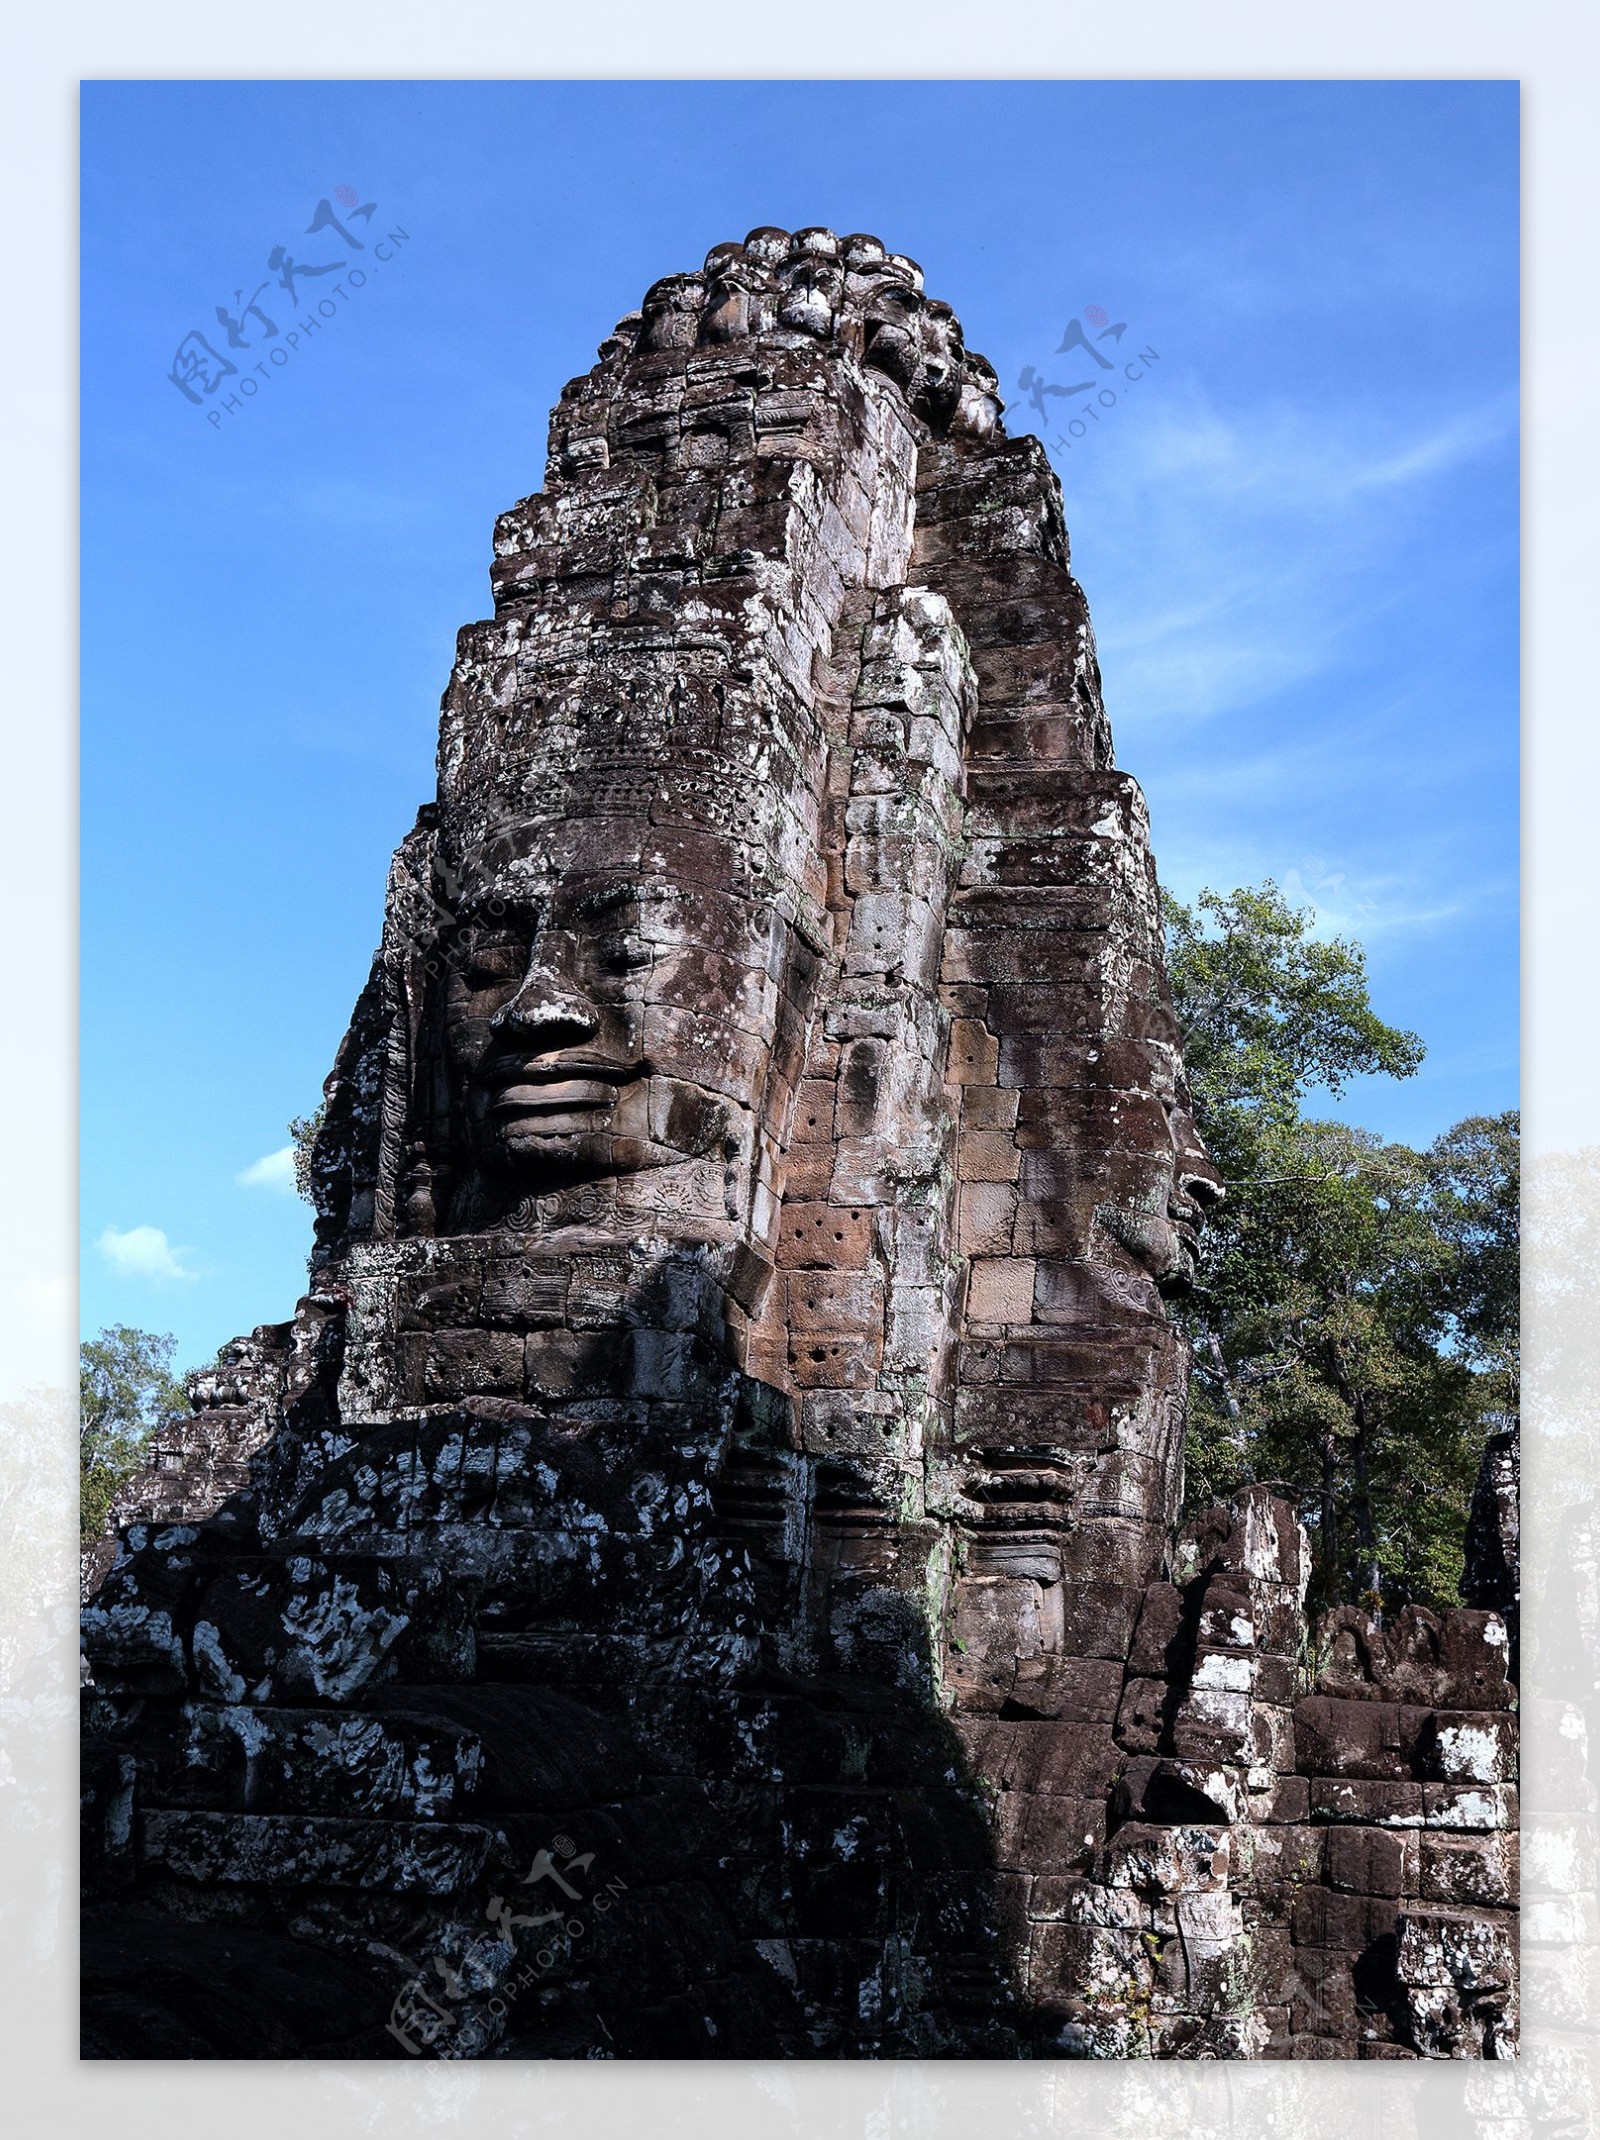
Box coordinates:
[1433,1722,1507,1784]
[192,1619,247,1703]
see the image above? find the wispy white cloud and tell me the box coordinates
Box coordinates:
[96,1224,196,1284]
[1154,809,1515,955]
[237,1145,297,1195]
[1101,392,1514,513]
[1341,404,1518,497]
[1274,866,1472,945]
[1060,387,1516,735]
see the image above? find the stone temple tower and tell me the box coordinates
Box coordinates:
[82,229,1518,2061]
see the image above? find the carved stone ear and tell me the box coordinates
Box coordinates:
[399,1152,440,1237]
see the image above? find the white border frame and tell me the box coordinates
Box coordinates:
[8,7,1594,2131]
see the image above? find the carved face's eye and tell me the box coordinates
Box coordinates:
[461,932,527,987]
[595,930,651,976]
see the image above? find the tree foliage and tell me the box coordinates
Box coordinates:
[288,1104,327,1203]
[1166,884,1518,1616]
[1165,882,1424,1174]
[79,1324,189,1546]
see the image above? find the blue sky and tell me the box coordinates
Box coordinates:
[81,80,1519,1372]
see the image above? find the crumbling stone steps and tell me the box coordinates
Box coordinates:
[80,1908,406,2058]
[84,1696,484,1819]
[142,1809,499,1892]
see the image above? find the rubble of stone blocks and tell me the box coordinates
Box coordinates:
[81,227,1515,2059]
[80,1326,297,1603]
[967,1485,1518,2059]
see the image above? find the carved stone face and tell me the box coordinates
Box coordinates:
[638,275,704,354]
[951,353,1002,440]
[1156,1081,1224,1289]
[444,878,660,1184]
[859,276,924,390]
[701,246,762,344]
[437,850,809,1214]
[778,256,844,339]
[1103,1049,1223,1291]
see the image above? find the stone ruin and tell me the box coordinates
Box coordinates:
[81,228,1518,2060]
[80,1332,292,1604]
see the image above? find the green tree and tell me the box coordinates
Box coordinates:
[1164,881,1424,1179]
[1185,1119,1503,1613]
[79,1325,189,1546]
[1166,885,1516,1615]
[1426,1110,1520,1393]
[288,1103,326,1202]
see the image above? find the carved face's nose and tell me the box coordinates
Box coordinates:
[1179,1164,1224,1215]
[490,959,599,1052]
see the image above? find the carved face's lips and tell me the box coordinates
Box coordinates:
[491,1079,617,1114]
[481,1059,642,1138]
[1167,1202,1204,1259]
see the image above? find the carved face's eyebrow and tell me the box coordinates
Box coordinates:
[459,894,540,933]
[572,882,669,920]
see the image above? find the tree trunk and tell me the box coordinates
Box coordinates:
[1202,1326,1242,1421]
[1325,1348,1382,1620]
[1349,1402,1382,1622]
[1318,1426,1340,1608]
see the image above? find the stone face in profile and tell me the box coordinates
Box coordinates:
[81,227,1515,2064]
